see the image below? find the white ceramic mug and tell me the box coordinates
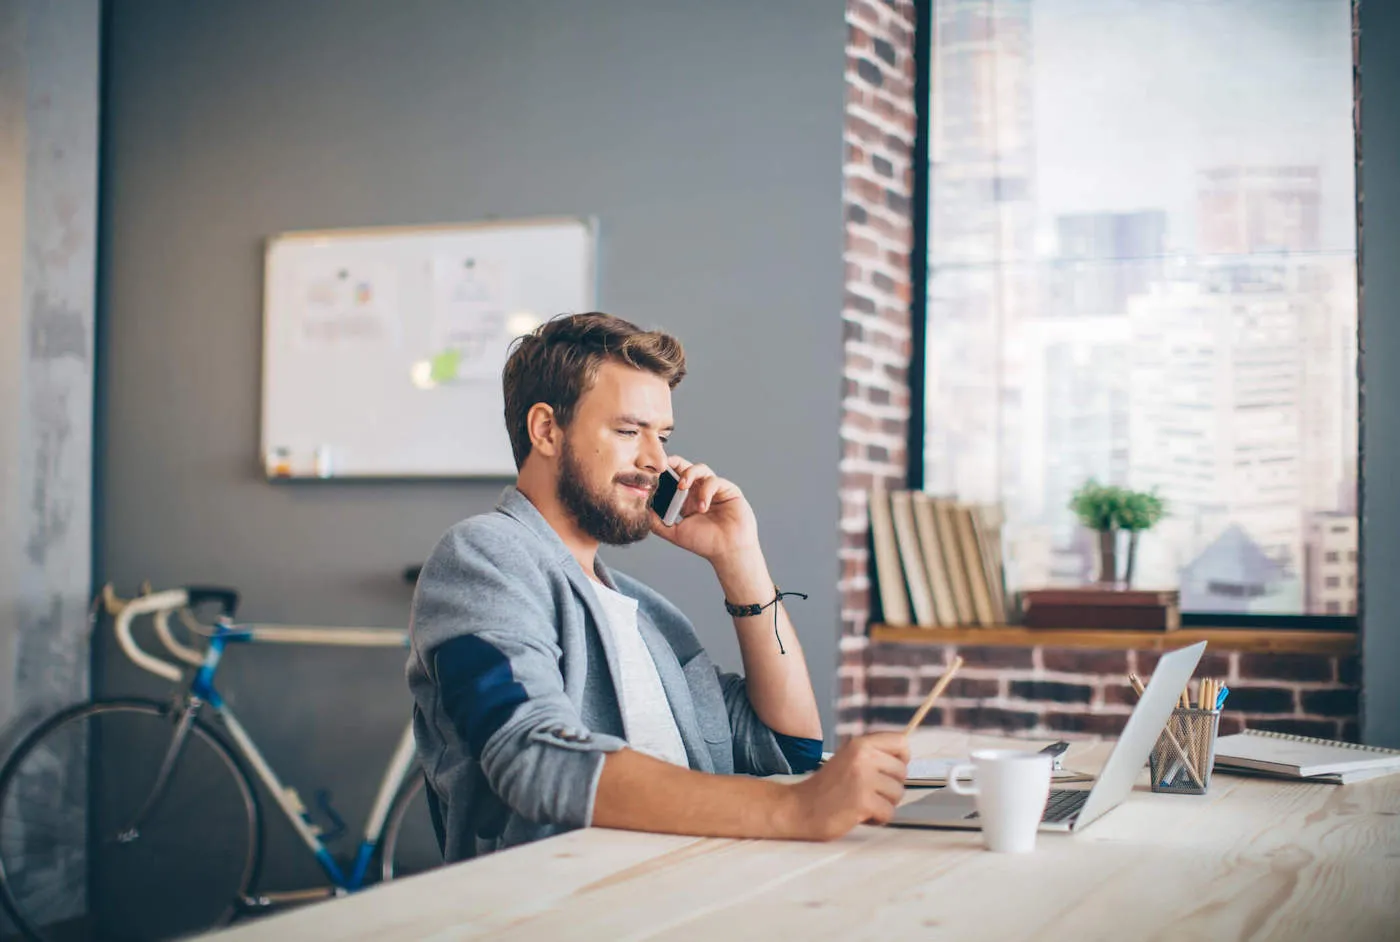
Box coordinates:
[947,749,1054,853]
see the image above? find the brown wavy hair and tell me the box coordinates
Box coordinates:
[502,313,687,469]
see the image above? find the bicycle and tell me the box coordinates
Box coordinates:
[0,584,437,942]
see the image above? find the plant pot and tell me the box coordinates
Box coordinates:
[1124,530,1140,588]
[1097,529,1119,584]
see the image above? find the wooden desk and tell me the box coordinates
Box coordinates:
[201,730,1400,940]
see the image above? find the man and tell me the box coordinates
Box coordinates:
[407,312,908,861]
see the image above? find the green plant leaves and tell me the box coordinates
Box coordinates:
[1068,478,1167,532]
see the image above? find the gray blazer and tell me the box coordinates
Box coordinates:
[406,487,798,860]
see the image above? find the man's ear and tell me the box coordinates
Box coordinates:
[526,403,562,458]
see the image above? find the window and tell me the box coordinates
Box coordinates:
[916,0,1358,618]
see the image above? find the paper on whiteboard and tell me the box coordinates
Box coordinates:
[297,264,398,349]
[430,254,510,381]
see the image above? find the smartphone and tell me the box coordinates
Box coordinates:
[651,466,687,527]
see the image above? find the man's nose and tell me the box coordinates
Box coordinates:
[639,433,666,473]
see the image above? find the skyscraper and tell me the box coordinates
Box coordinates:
[1198,166,1321,255]
[925,0,1036,506]
[1046,211,1168,318]
[1127,261,1308,611]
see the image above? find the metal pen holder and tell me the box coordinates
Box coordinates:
[1149,707,1221,794]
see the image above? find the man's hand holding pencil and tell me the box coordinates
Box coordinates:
[784,657,964,840]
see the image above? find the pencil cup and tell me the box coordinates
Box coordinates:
[1149,707,1220,795]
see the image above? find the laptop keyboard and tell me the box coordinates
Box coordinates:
[965,788,1088,824]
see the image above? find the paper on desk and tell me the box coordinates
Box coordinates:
[907,757,959,782]
[905,756,1096,786]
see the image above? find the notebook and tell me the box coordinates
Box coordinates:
[1213,729,1400,781]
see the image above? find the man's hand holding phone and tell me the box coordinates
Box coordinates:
[649,456,760,567]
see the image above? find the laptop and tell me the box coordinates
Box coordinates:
[890,641,1206,834]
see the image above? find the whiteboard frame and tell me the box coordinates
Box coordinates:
[259,215,598,480]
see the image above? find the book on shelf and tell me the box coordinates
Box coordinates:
[1213,728,1400,784]
[910,492,959,626]
[889,490,937,627]
[1021,587,1179,608]
[971,504,1008,624]
[953,506,996,626]
[1022,602,1180,631]
[865,488,1006,629]
[1019,585,1181,631]
[868,484,911,627]
[932,498,976,625]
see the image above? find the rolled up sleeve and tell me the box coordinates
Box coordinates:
[414,528,625,828]
[717,670,820,776]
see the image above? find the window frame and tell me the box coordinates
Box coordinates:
[905,0,1359,633]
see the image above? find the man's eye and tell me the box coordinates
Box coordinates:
[659,437,670,445]
[617,429,638,437]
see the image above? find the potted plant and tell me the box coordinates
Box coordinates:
[1068,480,1166,586]
[1116,488,1166,586]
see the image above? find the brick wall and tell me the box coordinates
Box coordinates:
[838,0,918,739]
[864,644,1362,742]
[835,0,1362,744]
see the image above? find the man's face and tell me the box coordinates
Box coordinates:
[556,361,674,546]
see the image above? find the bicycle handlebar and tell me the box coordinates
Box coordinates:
[153,606,207,666]
[101,582,406,683]
[109,587,191,683]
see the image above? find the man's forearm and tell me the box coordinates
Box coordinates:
[592,748,801,839]
[711,548,822,740]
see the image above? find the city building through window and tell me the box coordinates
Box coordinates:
[920,0,1358,616]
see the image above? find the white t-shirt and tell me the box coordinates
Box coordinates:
[589,580,690,768]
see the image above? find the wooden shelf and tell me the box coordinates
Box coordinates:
[869,624,1357,656]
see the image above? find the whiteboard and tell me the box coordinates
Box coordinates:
[260,217,596,478]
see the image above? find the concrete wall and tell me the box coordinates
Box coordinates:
[0,0,100,745]
[0,0,100,931]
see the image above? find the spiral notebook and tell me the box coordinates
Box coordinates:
[1214,728,1400,783]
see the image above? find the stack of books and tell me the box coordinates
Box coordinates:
[868,485,1007,628]
[1214,729,1400,785]
[1020,586,1181,631]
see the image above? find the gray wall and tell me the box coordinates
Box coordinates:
[1360,0,1400,748]
[98,0,845,887]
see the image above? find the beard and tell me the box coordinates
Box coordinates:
[557,438,657,545]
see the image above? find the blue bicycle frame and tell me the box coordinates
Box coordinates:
[185,619,417,893]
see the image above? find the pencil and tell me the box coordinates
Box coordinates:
[1129,672,1204,789]
[904,656,964,737]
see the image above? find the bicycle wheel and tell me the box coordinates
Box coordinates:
[378,774,441,882]
[0,699,261,942]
